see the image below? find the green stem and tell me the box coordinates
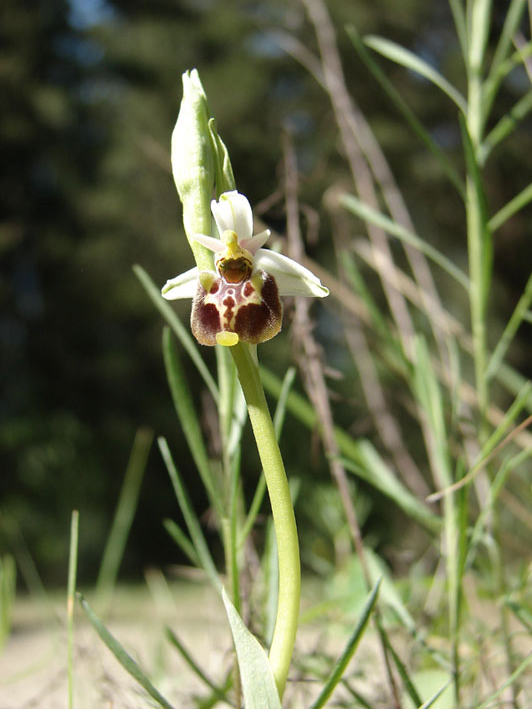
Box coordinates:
[230,342,300,698]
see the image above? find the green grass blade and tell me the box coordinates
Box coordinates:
[476,651,532,709]
[448,0,468,60]
[346,25,464,196]
[341,250,391,337]
[364,35,467,113]
[478,381,532,463]
[486,273,532,380]
[381,631,423,708]
[310,577,382,709]
[133,264,219,403]
[158,437,221,591]
[489,181,532,231]
[0,554,16,650]
[487,0,528,91]
[467,443,532,567]
[96,427,153,603]
[78,593,175,709]
[341,683,374,709]
[484,39,532,119]
[165,627,230,702]
[417,677,453,708]
[162,327,222,518]
[338,446,440,533]
[340,194,470,290]
[413,337,452,487]
[482,89,532,159]
[505,598,532,632]
[162,518,200,567]
[196,673,233,709]
[67,510,79,709]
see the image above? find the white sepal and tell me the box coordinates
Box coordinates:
[254,249,329,298]
[161,266,200,300]
[211,190,252,240]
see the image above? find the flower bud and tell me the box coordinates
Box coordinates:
[171,69,215,270]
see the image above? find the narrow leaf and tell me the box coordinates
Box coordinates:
[158,437,221,591]
[476,651,532,709]
[489,181,532,231]
[487,272,532,380]
[364,35,467,112]
[310,577,381,709]
[221,588,282,709]
[165,627,229,702]
[79,593,175,709]
[162,327,222,518]
[340,194,470,290]
[162,518,200,567]
[482,89,532,159]
[133,264,219,403]
[382,632,422,708]
[346,25,464,196]
[487,0,528,90]
[96,427,153,601]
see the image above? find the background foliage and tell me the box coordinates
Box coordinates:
[1,0,531,585]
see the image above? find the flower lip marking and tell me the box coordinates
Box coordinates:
[161,190,329,346]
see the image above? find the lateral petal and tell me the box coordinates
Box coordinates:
[254,250,329,298]
[193,233,224,252]
[240,229,271,255]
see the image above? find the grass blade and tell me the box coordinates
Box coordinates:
[489,181,532,231]
[482,89,532,159]
[165,627,230,703]
[0,554,16,651]
[364,35,467,112]
[310,577,381,709]
[96,427,153,604]
[162,518,200,567]
[67,510,79,709]
[158,437,221,591]
[476,651,532,709]
[487,0,528,93]
[133,264,219,403]
[78,593,175,709]
[346,25,464,196]
[486,271,532,380]
[162,327,222,518]
[448,0,468,60]
[381,631,422,708]
[340,194,470,289]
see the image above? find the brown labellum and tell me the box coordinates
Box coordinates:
[191,269,282,346]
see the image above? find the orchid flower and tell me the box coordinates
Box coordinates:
[162,190,328,347]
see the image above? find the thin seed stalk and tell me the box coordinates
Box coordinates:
[230,342,300,698]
